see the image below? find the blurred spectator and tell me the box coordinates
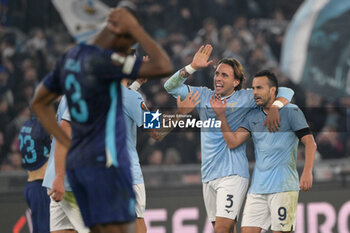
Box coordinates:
[147,149,164,165]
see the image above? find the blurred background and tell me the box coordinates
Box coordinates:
[0,0,349,232]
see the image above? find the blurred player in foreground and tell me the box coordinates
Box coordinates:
[31,6,173,233]
[210,70,316,233]
[19,118,51,233]
[42,96,89,233]
[164,45,294,233]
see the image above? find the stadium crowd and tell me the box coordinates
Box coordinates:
[0,0,348,171]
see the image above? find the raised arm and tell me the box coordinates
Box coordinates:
[31,84,70,149]
[299,134,317,191]
[210,95,250,149]
[107,8,173,78]
[164,44,213,98]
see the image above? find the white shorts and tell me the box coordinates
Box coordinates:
[203,175,249,222]
[48,189,89,233]
[241,191,299,231]
[133,183,146,218]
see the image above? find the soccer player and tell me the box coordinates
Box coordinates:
[122,77,200,233]
[19,117,51,233]
[31,7,173,233]
[210,70,316,233]
[42,96,89,233]
[164,45,294,233]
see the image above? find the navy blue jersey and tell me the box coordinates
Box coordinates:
[42,44,142,170]
[19,118,51,171]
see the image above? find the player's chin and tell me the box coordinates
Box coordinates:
[214,88,223,95]
[255,100,263,106]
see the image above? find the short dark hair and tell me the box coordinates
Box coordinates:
[254,70,278,95]
[216,58,245,91]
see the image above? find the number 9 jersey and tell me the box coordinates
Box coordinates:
[19,118,51,171]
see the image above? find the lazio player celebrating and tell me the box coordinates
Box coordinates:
[164,45,294,233]
[210,70,316,233]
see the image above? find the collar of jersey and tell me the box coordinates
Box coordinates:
[220,90,235,100]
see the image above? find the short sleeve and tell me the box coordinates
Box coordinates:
[59,96,71,122]
[124,91,145,127]
[287,106,309,131]
[61,108,71,122]
[239,112,252,132]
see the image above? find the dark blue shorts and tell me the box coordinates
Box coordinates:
[24,180,50,233]
[67,165,136,228]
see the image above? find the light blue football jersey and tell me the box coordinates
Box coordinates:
[121,85,144,185]
[42,96,72,191]
[164,70,294,182]
[240,104,309,194]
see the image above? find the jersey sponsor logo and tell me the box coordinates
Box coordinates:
[225,209,233,213]
[144,110,161,129]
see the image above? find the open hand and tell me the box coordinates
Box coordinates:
[210,94,227,118]
[177,91,201,115]
[191,44,213,70]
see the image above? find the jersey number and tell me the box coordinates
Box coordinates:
[278,207,287,221]
[19,135,37,164]
[65,74,88,122]
[225,194,234,208]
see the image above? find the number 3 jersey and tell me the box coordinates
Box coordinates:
[43,43,142,170]
[19,118,51,171]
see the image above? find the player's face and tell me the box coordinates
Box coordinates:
[252,76,275,106]
[213,64,240,97]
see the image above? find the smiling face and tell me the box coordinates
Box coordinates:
[252,76,276,107]
[213,63,240,96]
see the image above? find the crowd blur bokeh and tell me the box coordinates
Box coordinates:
[0,0,348,171]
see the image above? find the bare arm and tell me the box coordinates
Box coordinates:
[299,134,317,191]
[31,83,70,149]
[210,95,250,149]
[107,8,173,78]
[48,119,71,201]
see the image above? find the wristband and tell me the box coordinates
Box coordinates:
[185,64,197,75]
[129,81,141,91]
[272,100,284,109]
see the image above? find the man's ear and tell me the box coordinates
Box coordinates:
[233,79,240,88]
[270,86,277,96]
